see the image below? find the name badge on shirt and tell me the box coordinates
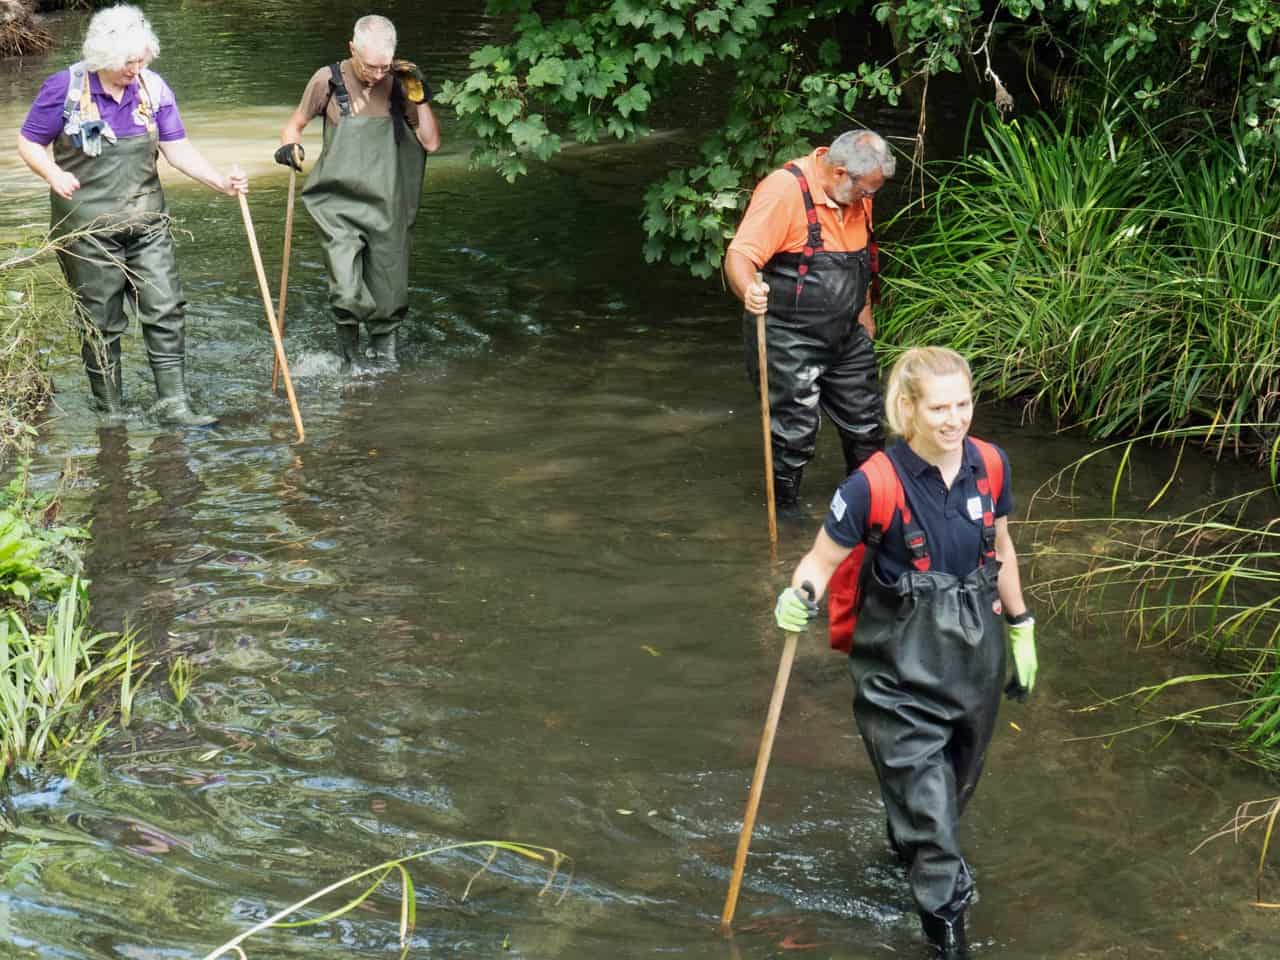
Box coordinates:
[966,496,983,521]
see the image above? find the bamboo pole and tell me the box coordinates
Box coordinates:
[754,272,777,546]
[235,179,305,443]
[719,582,812,933]
[271,151,299,394]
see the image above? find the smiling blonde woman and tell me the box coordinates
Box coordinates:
[773,346,1037,957]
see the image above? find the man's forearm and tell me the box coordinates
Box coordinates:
[724,248,758,305]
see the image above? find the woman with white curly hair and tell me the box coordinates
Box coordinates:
[16,3,248,426]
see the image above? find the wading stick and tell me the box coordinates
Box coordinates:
[754,272,778,548]
[235,172,305,443]
[720,581,814,934]
[271,147,300,394]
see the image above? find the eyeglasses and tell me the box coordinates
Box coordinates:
[352,50,392,76]
[839,170,879,199]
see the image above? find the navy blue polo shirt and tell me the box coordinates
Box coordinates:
[824,438,1014,581]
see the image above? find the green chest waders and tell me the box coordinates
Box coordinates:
[301,104,426,364]
[51,109,214,425]
[848,560,1005,949]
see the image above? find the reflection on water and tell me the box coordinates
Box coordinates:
[2,2,1279,959]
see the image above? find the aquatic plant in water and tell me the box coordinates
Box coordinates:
[1025,428,1280,764]
[202,840,572,959]
[0,578,140,777]
[1023,428,1280,898]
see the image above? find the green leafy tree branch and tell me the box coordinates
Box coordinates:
[441,0,1280,278]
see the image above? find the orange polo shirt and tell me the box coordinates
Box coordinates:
[728,149,872,267]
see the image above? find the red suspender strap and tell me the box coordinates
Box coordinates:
[826,452,903,654]
[968,437,1003,562]
[783,163,824,305]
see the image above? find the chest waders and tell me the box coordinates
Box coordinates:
[847,452,1004,955]
[51,65,214,426]
[742,164,884,506]
[302,65,426,368]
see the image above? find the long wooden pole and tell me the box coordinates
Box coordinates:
[236,186,305,443]
[754,272,777,547]
[719,581,813,934]
[271,155,298,394]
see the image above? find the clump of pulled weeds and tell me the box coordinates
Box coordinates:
[0,0,55,58]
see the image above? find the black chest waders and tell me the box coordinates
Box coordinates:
[847,502,1005,950]
[50,70,214,426]
[742,164,884,506]
[301,65,426,365]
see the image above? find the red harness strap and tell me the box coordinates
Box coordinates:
[826,451,901,654]
[783,163,824,305]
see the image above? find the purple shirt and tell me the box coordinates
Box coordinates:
[20,67,186,146]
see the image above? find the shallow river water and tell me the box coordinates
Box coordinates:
[1,3,1278,958]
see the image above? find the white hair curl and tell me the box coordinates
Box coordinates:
[81,4,160,72]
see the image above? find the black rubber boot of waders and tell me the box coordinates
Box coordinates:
[335,322,360,372]
[82,340,126,425]
[151,365,217,427]
[773,468,803,508]
[920,912,967,958]
[841,429,884,477]
[368,330,397,367]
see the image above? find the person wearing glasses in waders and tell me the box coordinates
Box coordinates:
[16,4,248,426]
[773,347,1038,958]
[725,130,896,510]
[276,14,440,371]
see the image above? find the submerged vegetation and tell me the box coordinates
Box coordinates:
[204,841,572,959]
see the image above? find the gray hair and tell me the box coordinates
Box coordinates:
[81,4,160,72]
[352,14,397,57]
[827,130,896,179]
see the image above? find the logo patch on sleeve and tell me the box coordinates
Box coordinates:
[830,489,847,522]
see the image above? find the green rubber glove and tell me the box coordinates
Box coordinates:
[774,583,818,632]
[1004,615,1037,702]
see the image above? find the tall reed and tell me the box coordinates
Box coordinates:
[1027,430,1280,766]
[884,108,1280,453]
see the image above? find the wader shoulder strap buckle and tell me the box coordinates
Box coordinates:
[783,162,824,305]
[62,62,89,141]
[327,62,352,120]
[903,522,931,570]
[62,62,114,155]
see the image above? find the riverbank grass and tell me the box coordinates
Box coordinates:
[0,463,138,779]
[1029,431,1280,767]
[884,108,1280,453]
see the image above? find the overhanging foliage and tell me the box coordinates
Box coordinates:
[441,0,1280,277]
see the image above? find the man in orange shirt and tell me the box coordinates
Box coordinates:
[726,130,896,506]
